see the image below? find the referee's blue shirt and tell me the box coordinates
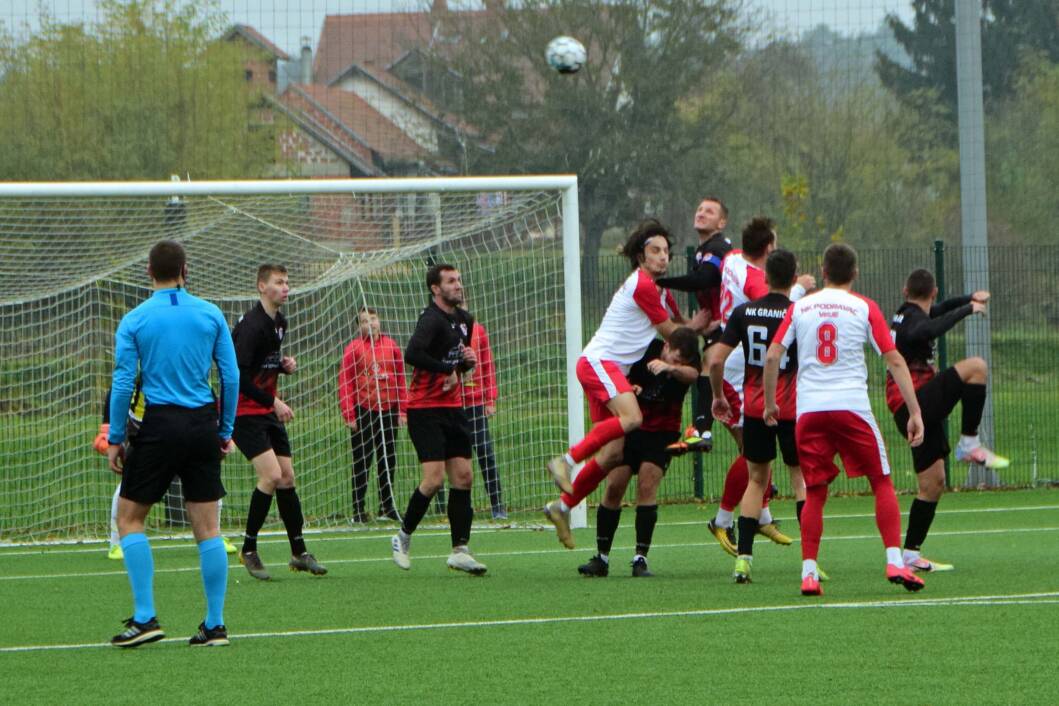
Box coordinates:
[108,287,240,443]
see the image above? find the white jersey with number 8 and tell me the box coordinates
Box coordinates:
[774,287,895,416]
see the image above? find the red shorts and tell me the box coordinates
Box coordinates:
[720,379,743,429]
[795,410,891,487]
[576,357,633,423]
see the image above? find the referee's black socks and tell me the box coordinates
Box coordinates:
[448,488,473,547]
[243,488,273,553]
[276,486,307,557]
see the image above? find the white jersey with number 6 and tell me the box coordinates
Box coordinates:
[774,287,895,416]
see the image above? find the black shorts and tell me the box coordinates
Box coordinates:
[120,404,225,504]
[743,416,799,467]
[407,408,472,463]
[621,430,680,474]
[232,413,292,460]
[893,366,964,472]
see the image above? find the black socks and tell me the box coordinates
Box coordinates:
[242,488,273,553]
[904,498,938,552]
[596,505,621,556]
[447,488,473,547]
[275,487,307,556]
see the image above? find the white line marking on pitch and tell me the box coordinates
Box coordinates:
[2,503,1056,558]
[2,526,1057,583]
[1,590,1057,654]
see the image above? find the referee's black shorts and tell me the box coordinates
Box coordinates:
[407,407,472,463]
[232,412,292,460]
[743,416,799,467]
[621,429,680,474]
[893,366,964,472]
[120,404,225,504]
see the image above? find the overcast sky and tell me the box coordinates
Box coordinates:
[3,1,914,56]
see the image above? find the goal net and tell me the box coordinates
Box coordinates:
[0,177,582,542]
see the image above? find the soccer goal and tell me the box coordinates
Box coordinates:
[0,176,585,542]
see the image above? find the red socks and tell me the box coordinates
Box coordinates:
[800,485,828,560]
[720,456,748,512]
[869,474,902,548]
[569,417,624,464]
[560,458,609,507]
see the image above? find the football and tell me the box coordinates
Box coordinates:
[546,36,587,74]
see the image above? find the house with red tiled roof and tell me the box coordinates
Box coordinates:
[221,3,487,180]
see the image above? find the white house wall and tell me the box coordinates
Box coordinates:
[337,75,439,153]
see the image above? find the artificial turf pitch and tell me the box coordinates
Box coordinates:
[2,488,1057,704]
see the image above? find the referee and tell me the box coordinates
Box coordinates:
[107,240,239,648]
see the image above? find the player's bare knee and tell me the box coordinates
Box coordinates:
[959,356,988,384]
[603,484,625,507]
[620,409,642,432]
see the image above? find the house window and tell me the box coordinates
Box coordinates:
[268,70,277,83]
[245,69,253,82]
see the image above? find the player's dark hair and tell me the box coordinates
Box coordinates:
[741,217,776,258]
[765,249,798,290]
[823,243,858,285]
[257,264,287,283]
[622,219,672,271]
[426,263,457,290]
[905,269,936,300]
[358,305,378,316]
[701,196,728,219]
[148,240,186,281]
[667,327,701,369]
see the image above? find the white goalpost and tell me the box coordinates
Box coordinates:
[0,176,587,542]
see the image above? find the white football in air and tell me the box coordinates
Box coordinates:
[546,36,587,74]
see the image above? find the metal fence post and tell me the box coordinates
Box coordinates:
[687,245,704,499]
[934,239,951,488]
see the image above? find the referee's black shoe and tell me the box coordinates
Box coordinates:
[111,616,165,648]
[189,622,230,647]
[577,554,609,577]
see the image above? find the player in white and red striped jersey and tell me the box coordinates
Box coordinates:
[764,243,926,596]
[703,218,814,554]
[543,220,708,549]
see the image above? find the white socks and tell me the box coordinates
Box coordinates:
[886,546,904,568]
[802,559,818,580]
[957,434,980,450]
[758,507,773,526]
[563,453,575,467]
[715,508,735,528]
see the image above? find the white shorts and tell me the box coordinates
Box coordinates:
[722,345,745,428]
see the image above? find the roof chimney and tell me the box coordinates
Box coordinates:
[300,37,312,84]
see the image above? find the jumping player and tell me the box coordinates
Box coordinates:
[543,220,707,549]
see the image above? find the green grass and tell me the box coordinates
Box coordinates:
[2,489,1058,704]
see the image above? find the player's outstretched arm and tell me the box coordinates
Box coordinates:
[762,342,786,427]
[883,349,925,447]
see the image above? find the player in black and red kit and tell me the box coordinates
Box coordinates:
[577,328,700,578]
[710,249,806,583]
[390,264,486,575]
[233,264,327,581]
[655,196,731,453]
[888,269,1008,573]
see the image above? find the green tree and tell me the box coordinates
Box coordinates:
[875,0,1059,125]
[0,0,278,180]
[431,0,745,277]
